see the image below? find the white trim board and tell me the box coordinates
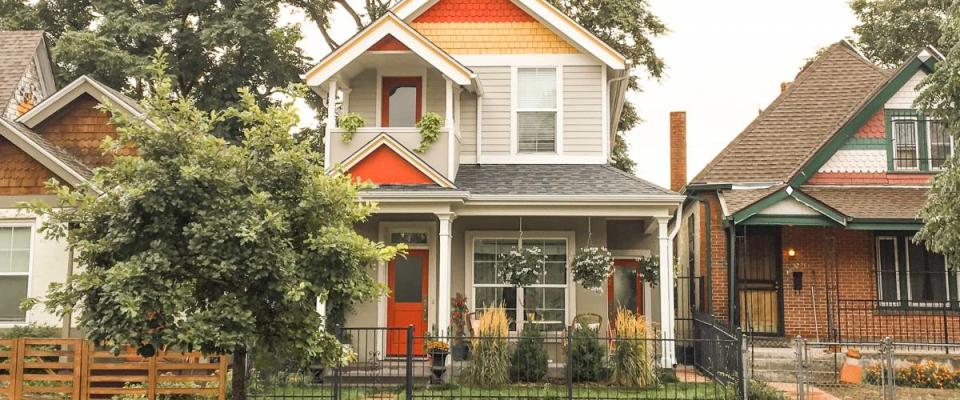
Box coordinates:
[334,132,456,188]
[0,119,87,185]
[19,75,146,129]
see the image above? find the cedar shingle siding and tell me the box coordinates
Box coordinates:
[0,137,55,194]
[35,94,119,168]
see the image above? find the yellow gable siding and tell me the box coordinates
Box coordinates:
[411,22,578,54]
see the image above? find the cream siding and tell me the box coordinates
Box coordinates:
[474,66,512,155]
[562,65,604,155]
[347,70,377,125]
[885,71,926,110]
[459,91,477,160]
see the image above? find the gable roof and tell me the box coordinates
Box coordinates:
[337,133,456,188]
[391,0,627,69]
[691,41,891,185]
[800,186,928,220]
[0,31,55,108]
[304,12,476,88]
[19,75,147,128]
[0,118,91,185]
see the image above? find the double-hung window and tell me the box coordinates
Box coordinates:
[0,226,31,322]
[875,235,956,308]
[927,120,953,170]
[472,237,568,331]
[892,117,920,170]
[516,68,558,153]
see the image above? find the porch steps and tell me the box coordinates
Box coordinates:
[748,346,841,385]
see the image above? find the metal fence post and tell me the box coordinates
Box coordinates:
[794,336,805,400]
[406,326,414,400]
[566,326,574,400]
[882,337,895,400]
[739,328,749,400]
[333,325,342,400]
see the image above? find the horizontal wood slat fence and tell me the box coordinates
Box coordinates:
[0,338,228,400]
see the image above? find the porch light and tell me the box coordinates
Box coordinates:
[787,248,796,257]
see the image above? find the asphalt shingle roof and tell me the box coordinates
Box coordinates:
[800,186,927,220]
[692,41,892,185]
[0,31,45,108]
[719,185,786,214]
[454,164,676,197]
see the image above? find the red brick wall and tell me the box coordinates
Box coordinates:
[0,138,57,195]
[702,192,729,321]
[35,94,121,168]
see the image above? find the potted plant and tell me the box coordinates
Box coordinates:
[497,246,545,288]
[425,337,450,384]
[415,112,443,153]
[571,246,615,292]
[451,293,471,361]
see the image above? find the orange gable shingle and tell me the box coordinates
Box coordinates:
[347,145,435,185]
[414,0,533,22]
[0,137,56,195]
[35,94,127,169]
[369,35,411,51]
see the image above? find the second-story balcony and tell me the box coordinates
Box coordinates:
[329,126,459,179]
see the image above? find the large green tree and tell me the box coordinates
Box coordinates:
[851,0,953,66]
[307,0,666,174]
[0,0,325,141]
[26,56,400,399]
[915,4,960,263]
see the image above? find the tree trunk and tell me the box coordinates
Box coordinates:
[232,347,248,400]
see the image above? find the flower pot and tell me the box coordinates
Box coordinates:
[451,342,470,361]
[429,350,449,384]
[308,364,325,384]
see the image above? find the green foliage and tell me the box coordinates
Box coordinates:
[22,54,400,397]
[747,380,785,400]
[461,307,510,386]
[638,256,660,287]
[570,327,607,382]
[337,113,365,144]
[610,309,656,387]
[915,3,960,262]
[415,112,444,154]
[0,323,59,339]
[572,247,614,292]
[0,0,324,141]
[509,322,547,382]
[851,0,951,66]
[865,361,960,389]
[611,133,637,174]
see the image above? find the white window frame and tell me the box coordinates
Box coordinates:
[0,223,34,326]
[465,230,575,333]
[875,235,957,308]
[875,236,900,307]
[891,116,920,171]
[511,66,563,157]
[926,119,954,171]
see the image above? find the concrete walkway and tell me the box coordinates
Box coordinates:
[767,382,839,400]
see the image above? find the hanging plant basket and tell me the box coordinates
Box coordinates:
[497,247,545,287]
[572,246,615,292]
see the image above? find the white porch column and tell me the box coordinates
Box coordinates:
[445,78,456,180]
[324,80,337,170]
[436,212,455,336]
[657,217,677,368]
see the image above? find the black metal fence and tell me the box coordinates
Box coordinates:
[247,326,743,400]
[835,299,960,346]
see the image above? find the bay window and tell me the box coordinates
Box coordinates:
[0,226,31,322]
[516,68,558,153]
[472,236,569,331]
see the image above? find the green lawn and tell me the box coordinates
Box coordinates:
[248,382,736,399]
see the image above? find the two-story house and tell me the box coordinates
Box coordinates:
[677,41,955,344]
[307,0,683,364]
[0,31,145,332]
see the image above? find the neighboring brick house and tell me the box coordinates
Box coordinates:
[308,0,684,365]
[677,41,955,343]
[0,32,143,329]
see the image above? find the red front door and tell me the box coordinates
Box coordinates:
[387,249,429,356]
[608,259,645,330]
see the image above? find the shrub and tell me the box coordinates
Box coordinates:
[461,306,510,386]
[747,380,785,400]
[0,323,59,339]
[337,113,365,143]
[510,321,548,382]
[570,326,606,382]
[609,308,657,387]
[865,361,960,389]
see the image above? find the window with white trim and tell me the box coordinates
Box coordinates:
[516,68,558,153]
[0,226,30,322]
[892,117,919,170]
[875,235,956,307]
[927,120,954,170]
[472,237,568,331]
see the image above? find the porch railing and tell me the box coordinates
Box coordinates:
[246,326,744,400]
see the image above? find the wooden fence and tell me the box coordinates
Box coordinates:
[0,338,228,400]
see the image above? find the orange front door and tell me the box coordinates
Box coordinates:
[608,259,645,329]
[387,249,429,356]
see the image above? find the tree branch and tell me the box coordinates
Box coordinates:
[335,0,363,28]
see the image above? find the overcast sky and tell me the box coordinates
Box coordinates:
[284,0,860,189]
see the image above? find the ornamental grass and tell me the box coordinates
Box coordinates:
[610,308,658,387]
[461,306,511,386]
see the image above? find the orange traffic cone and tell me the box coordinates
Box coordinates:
[839,348,863,384]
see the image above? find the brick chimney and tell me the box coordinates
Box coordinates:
[670,111,687,192]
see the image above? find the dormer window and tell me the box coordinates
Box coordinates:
[891,117,919,170]
[517,68,558,153]
[887,111,954,172]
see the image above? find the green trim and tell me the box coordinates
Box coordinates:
[738,214,838,227]
[791,57,935,186]
[847,218,923,231]
[731,190,789,224]
[840,137,888,150]
[683,183,733,193]
[790,190,847,225]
